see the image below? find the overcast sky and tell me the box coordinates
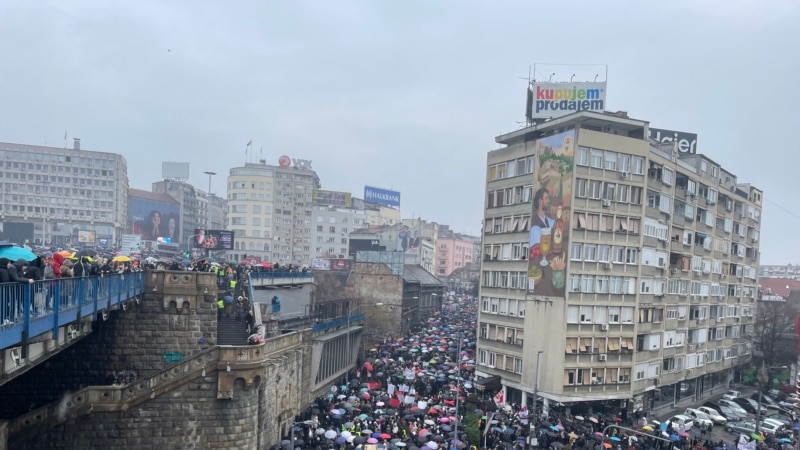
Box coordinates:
[1,1,798,264]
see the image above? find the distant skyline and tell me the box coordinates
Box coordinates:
[0,0,797,263]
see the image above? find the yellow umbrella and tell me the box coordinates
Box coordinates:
[112,255,132,263]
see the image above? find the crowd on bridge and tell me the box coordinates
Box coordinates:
[284,298,799,450]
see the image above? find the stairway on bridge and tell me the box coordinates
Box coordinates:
[217,313,250,345]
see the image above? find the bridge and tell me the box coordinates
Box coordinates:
[0,270,366,448]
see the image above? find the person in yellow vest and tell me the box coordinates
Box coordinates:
[229,278,237,290]
[217,298,224,319]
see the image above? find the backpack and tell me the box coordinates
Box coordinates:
[43,264,55,280]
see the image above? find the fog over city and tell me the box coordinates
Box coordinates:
[0,0,797,263]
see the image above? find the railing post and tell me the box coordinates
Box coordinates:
[52,281,60,339]
[21,283,31,358]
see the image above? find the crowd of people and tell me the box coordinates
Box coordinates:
[282,297,798,450]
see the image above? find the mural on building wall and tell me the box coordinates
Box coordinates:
[396,225,421,255]
[527,130,575,297]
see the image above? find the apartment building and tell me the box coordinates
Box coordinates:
[311,205,368,258]
[476,111,761,417]
[226,161,320,264]
[436,226,480,277]
[0,139,129,247]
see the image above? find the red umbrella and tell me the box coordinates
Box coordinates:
[380,434,391,439]
[362,392,371,400]
[389,398,400,408]
[364,362,373,372]
[428,408,439,415]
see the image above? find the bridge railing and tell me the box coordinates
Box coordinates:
[248,271,313,283]
[312,313,365,333]
[0,272,146,350]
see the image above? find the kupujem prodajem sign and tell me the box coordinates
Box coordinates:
[526,81,607,120]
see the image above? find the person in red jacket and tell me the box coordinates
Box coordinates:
[50,253,64,279]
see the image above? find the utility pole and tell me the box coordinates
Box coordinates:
[203,171,216,230]
[532,350,544,420]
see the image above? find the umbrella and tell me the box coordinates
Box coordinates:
[602,444,611,449]
[353,437,366,445]
[324,429,337,439]
[426,442,439,450]
[781,439,792,444]
[381,433,392,439]
[75,248,97,258]
[589,417,599,423]
[670,435,680,442]
[368,438,379,444]
[642,425,653,431]
[610,437,621,442]
[0,246,36,261]
[335,436,347,445]
[551,443,564,449]
[750,434,762,441]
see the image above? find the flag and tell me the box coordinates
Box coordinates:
[246,139,252,147]
[64,130,67,140]
[493,390,505,406]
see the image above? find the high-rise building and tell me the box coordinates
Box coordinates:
[477,110,761,417]
[226,161,320,264]
[0,139,129,247]
[152,180,203,248]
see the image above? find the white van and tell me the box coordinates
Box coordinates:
[722,390,742,400]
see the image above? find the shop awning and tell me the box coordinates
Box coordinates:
[475,375,502,391]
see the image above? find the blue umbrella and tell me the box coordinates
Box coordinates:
[610,437,621,442]
[670,435,680,442]
[0,246,36,261]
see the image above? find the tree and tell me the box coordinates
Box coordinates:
[753,299,798,367]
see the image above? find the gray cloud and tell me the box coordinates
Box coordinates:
[0,0,797,263]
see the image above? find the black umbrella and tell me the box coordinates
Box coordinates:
[551,442,564,449]
[75,248,97,258]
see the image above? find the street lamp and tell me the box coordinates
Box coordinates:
[203,171,216,230]
[345,302,384,378]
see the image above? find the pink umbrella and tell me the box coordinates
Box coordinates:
[419,429,430,437]
[367,438,378,444]
[439,417,450,423]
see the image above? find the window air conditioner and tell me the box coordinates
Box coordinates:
[600,324,609,331]
[602,199,612,207]
[619,171,629,179]
[599,354,608,361]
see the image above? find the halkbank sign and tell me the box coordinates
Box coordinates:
[527,81,607,120]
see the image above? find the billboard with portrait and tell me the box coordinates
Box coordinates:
[193,229,235,251]
[129,191,181,242]
[527,130,575,297]
[396,224,421,255]
[364,186,401,208]
[312,190,352,207]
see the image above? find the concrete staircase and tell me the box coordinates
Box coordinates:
[217,313,250,346]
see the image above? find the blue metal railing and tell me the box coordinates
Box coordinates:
[0,272,145,350]
[312,313,365,333]
[248,271,313,281]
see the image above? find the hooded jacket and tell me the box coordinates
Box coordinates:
[6,259,26,283]
[51,253,64,279]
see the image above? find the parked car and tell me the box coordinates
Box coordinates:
[697,407,728,425]
[717,405,746,421]
[718,399,749,417]
[777,399,798,410]
[684,409,715,428]
[758,420,783,435]
[733,398,768,415]
[723,390,743,400]
[725,421,757,435]
[765,414,793,426]
[667,415,695,431]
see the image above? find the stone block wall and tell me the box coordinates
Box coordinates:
[11,369,261,450]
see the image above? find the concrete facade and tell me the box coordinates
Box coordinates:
[477,111,761,415]
[311,205,368,258]
[0,139,129,247]
[435,226,480,277]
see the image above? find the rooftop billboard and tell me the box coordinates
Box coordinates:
[649,128,697,154]
[312,190,352,207]
[193,229,235,251]
[526,81,607,120]
[364,186,401,208]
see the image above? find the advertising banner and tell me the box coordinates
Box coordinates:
[193,229,235,250]
[311,258,352,271]
[649,128,697,154]
[527,130,575,297]
[120,234,142,255]
[526,82,606,120]
[129,194,181,242]
[396,224,420,255]
[77,230,96,244]
[364,186,401,208]
[312,189,352,207]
